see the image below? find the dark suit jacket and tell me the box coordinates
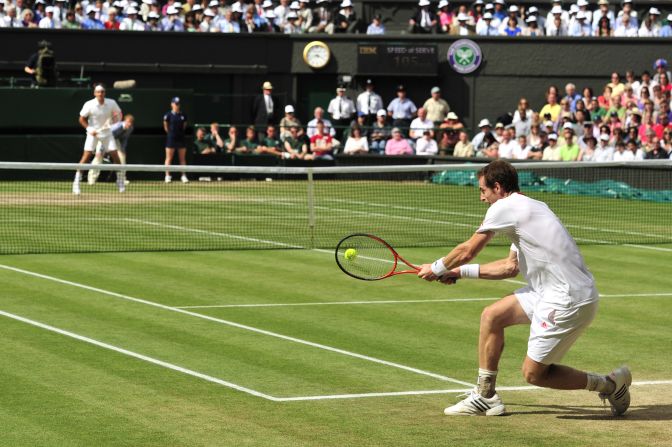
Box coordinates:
[252,94,279,127]
[410,9,437,32]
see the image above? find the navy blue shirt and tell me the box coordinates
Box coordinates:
[163,111,187,139]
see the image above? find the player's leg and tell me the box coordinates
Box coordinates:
[107,149,125,192]
[74,136,96,194]
[165,147,175,182]
[521,300,631,415]
[177,147,188,183]
[87,142,104,185]
[444,294,529,417]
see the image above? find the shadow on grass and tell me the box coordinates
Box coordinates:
[510,403,672,420]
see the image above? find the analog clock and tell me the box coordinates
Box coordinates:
[303,41,331,69]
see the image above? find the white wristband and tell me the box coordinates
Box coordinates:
[459,264,480,279]
[431,259,448,276]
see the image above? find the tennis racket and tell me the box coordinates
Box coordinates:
[335,233,421,281]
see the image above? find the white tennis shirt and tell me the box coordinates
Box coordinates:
[477,193,598,307]
[79,98,121,137]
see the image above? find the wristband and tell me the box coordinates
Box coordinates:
[431,259,448,276]
[459,264,480,279]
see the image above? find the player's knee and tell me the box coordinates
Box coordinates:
[480,305,502,330]
[521,363,546,386]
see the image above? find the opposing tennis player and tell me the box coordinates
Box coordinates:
[418,160,631,417]
[73,84,125,195]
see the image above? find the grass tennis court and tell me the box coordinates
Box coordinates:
[1,242,671,446]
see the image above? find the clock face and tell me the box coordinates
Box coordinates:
[304,42,330,69]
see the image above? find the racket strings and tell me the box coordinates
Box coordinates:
[336,235,397,280]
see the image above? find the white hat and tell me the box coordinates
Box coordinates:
[446,112,458,120]
[548,133,558,140]
[191,4,202,11]
[562,122,574,131]
[86,5,99,13]
[262,0,273,7]
[457,12,469,21]
[209,0,219,5]
[285,105,295,113]
[668,13,672,21]
[418,0,430,6]
[544,120,554,127]
[231,3,242,12]
[577,0,588,6]
[290,1,300,9]
[569,4,578,14]
[204,8,215,16]
[551,5,563,14]
[173,2,182,8]
[474,0,484,4]
[508,5,518,12]
[126,6,138,13]
[438,0,449,8]
[166,6,178,14]
[525,15,536,22]
[649,7,660,15]
[45,5,54,12]
[600,133,610,141]
[262,81,273,90]
[148,11,160,18]
[377,109,387,116]
[484,3,494,10]
[478,118,491,127]
[576,10,586,19]
[483,11,493,19]
[287,11,298,18]
[495,122,504,129]
[528,6,538,13]
[340,0,353,7]
[142,0,153,4]
[494,0,505,5]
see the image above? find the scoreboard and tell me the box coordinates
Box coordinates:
[357,44,438,76]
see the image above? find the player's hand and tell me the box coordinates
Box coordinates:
[437,270,459,285]
[418,263,438,281]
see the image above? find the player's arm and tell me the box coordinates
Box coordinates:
[439,249,518,283]
[163,119,169,134]
[418,231,494,281]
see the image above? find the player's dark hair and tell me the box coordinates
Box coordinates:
[477,160,520,193]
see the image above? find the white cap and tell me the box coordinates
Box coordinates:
[577,0,588,6]
[86,5,99,13]
[457,12,469,21]
[376,109,387,117]
[600,133,610,141]
[340,0,352,7]
[446,112,458,120]
[478,118,491,127]
[142,0,153,4]
[562,122,574,131]
[548,133,558,140]
[166,6,178,14]
[483,11,493,19]
[204,8,215,16]
[508,5,518,12]
[525,15,536,22]
[45,5,54,12]
[576,10,586,19]
[287,10,298,18]
[285,105,295,113]
[544,120,554,127]
[649,7,660,15]
[148,11,160,18]
[126,6,138,13]
[494,0,505,5]
[191,4,202,11]
[418,0,430,6]
[262,0,273,7]
[232,3,242,12]
[569,4,578,14]
[528,6,538,13]
[173,2,182,8]
[551,5,563,14]
[438,0,449,8]
[290,1,300,9]
[209,0,219,5]
[484,3,494,9]
[668,13,672,21]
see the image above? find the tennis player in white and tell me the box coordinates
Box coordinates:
[418,160,631,417]
[73,84,125,195]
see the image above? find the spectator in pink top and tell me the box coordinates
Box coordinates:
[385,127,414,155]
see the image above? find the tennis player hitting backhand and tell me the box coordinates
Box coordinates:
[418,160,631,417]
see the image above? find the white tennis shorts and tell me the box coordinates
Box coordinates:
[84,134,118,152]
[515,287,598,365]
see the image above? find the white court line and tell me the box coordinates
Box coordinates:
[276,380,672,402]
[624,244,672,252]
[0,309,279,401]
[0,263,473,388]
[175,292,672,309]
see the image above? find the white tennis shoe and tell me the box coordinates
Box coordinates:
[72,180,81,195]
[181,174,189,183]
[165,175,172,183]
[600,366,632,416]
[444,389,506,416]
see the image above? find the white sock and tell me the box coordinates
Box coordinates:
[586,373,615,394]
[477,368,498,398]
[74,172,81,182]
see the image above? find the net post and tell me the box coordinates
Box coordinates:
[307,168,316,249]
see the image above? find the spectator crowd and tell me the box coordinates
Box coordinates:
[2,0,672,36]
[194,62,672,161]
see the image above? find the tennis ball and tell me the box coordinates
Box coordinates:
[344,248,358,261]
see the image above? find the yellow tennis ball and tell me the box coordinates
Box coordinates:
[344,248,358,261]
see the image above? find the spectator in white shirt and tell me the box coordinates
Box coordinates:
[356,79,384,125]
[542,133,562,160]
[343,126,369,154]
[415,130,438,155]
[638,8,661,37]
[614,12,637,37]
[39,6,61,28]
[497,127,520,159]
[545,7,568,36]
[513,135,531,159]
[409,107,434,141]
[477,12,499,35]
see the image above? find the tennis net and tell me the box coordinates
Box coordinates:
[0,161,670,254]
